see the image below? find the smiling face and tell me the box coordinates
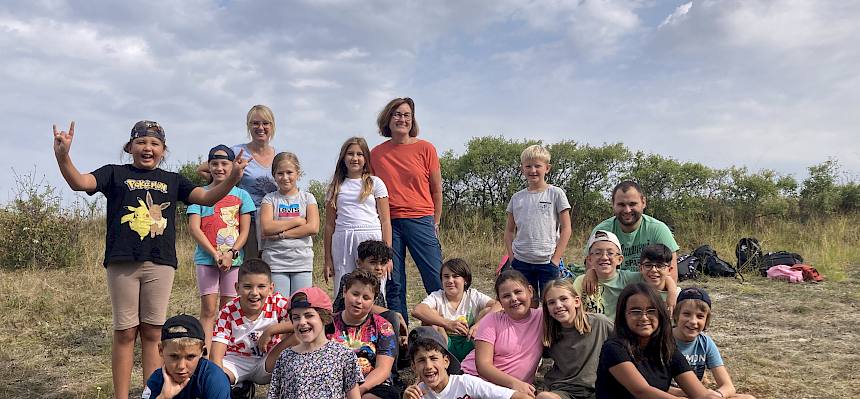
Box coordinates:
[388,102,413,139]
[208,154,233,184]
[625,293,659,341]
[159,340,203,385]
[411,347,450,393]
[290,307,326,345]
[273,160,299,195]
[673,301,710,342]
[440,265,466,299]
[247,111,274,145]
[587,241,623,278]
[639,260,670,289]
[497,279,533,320]
[343,281,375,321]
[543,286,581,328]
[128,136,165,170]
[521,158,550,188]
[343,143,366,178]
[613,188,646,229]
[235,273,273,319]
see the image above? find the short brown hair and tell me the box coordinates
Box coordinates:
[342,269,380,297]
[238,258,272,282]
[441,258,473,290]
[376,97,419,138]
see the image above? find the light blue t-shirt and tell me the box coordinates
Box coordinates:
[187,186,256,266]
[232,143,278,209]
[675,333,724,380]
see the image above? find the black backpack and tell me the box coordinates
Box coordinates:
[692,245,738,278]
[760,251,804,276]
[735,237,763,273]
[677,254,699,281]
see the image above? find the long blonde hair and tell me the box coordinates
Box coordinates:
[325,137,374,210]
[542,279,591,347]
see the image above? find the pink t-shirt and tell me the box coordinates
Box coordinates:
[460,308,544,383]
[370,139,440,219]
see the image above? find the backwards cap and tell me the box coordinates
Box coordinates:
[586,230,622,252]
[161,314,205,342]
[677,287,712,308]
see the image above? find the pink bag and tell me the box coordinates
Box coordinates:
[766,265,804,283]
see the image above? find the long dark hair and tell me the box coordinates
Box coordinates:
[614,282,675,366]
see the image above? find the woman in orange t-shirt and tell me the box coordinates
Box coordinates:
[369,97,443,322]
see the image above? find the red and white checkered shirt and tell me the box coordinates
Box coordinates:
[212,293,290,357]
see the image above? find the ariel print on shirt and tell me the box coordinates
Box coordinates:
[121,191,171,240]
[200,195,242,254]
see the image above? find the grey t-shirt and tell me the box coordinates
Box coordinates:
[260,190,317,273]
[507,184,571,264]
[544,313,614,397]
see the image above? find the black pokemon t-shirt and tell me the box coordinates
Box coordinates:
[88,164,196,268]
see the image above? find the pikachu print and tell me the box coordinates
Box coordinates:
[121,191,171,240]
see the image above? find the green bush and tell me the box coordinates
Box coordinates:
[0,171,87,269]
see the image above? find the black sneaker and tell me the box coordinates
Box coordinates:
[231,381,255,399]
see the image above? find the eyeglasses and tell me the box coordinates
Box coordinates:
[589,250,620,257]
[391,112,412,120]
[626,308,659,318]
[250,121,272,127]
[640,262,669,270]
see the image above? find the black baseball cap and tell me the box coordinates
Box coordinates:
[407,326,462,375]
[677,287,712,308]
[162,314,205,342]
[208,144,235,161]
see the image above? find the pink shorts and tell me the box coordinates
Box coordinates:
[196,264,239,297]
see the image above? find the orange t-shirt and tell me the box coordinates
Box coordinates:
[370,139,440,219]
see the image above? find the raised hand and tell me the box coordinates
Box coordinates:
[52,121,76,156]
[230,148,252,180]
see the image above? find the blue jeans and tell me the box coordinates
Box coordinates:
[388,216,443,322]
[511,258,559,298]
[271,271,313,297]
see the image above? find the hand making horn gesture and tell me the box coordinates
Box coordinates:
[229,148,252,181]
[52,121,76,157]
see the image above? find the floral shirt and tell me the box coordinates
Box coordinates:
[329,312,397,384]
[267,341,363,399]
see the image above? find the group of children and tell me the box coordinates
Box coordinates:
[52,119,753,399]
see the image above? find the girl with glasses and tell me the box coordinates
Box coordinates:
[595,283,721,399]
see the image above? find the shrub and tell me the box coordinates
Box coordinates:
[0,170,87,269]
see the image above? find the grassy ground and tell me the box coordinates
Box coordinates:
[1,215,858,398]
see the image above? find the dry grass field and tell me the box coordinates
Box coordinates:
[1,215,859,398]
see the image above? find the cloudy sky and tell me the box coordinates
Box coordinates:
[2,0,858,204]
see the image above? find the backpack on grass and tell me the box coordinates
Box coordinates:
[692,245,739,278]
[735,237,763,273]
[677,254,700,281]
[760,251,804,276]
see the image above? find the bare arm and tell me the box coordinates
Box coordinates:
[473,340,535,397]
[235,213,252,252]
[551,209,572,265]
[376,197,392,246]
[709,365,738,398]
[196,161,212,182]
[504,213,516,260]
[258,203,306,235]
[608,361,684,399]
[282,203,319,238]
[430,167,443,228]
[670,252,679,282]
[675,371,723,399]
[345,385,361,399]
[52,122,97,192]
[323,202,337,284]
[209,341,227,368]
[413,303,469,335]
[188,150,250,206]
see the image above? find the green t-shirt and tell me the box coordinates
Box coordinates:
[587,214,680,271]
[573,270,641,321]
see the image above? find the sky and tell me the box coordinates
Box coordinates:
[2,0,859,205]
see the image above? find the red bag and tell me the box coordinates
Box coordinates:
[790,264,824,282]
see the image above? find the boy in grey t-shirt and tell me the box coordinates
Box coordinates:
[503,144,572,300]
